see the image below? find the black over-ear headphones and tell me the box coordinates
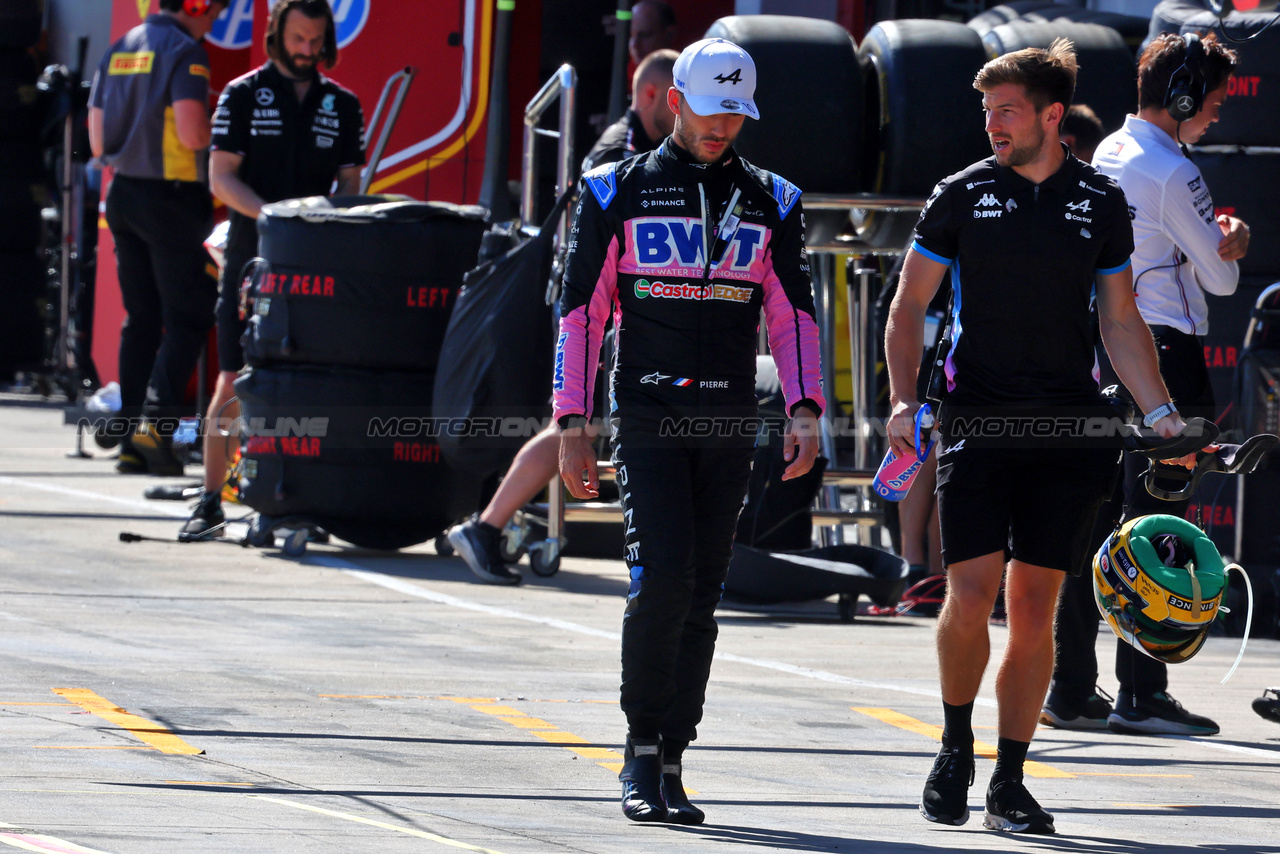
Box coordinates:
[1164,33,1206,123]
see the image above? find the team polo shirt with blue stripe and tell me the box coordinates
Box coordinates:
[90,14,212,183]
[911,145,1134,406]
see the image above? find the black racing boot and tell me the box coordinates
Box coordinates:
[660,761,705,825]
[620,737,666,822]
[179,491,226,542]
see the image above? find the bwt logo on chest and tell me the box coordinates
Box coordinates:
[629,217,765,272]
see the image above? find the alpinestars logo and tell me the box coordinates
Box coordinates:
[641,372,670,385]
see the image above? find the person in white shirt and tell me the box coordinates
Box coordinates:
[1085,31,1247,736]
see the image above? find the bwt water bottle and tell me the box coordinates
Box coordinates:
[872,403,937,502]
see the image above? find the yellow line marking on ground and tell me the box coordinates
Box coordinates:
[51,689,202,755]
[468,705,524,716]
[0,829,117,853]
[852,708,1074,779]
[1077,773,1193,778]
[497,716,556,729]
[253,796,509,852]
[599,762,623,773]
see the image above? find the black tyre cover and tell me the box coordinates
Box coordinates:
[1190,151,1280,279]
[703,15,862,246]
[981,20,1137,134]
[234,365,482,548]
[857,20,992,249]
[1146,0,1208,50]
[967,1,1065,37]
[1182,11,1280,146]
[247,195,488,372]
[0,249,45,378]
[0,4,41,51]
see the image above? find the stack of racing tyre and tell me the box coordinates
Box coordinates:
[234,195,488,550]
[0,0,46,382]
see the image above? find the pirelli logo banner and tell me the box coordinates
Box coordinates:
[109,52,155,75]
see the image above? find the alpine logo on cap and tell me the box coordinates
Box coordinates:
[714,68,743,85]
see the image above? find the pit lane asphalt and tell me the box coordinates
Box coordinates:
[1,393,1278,853]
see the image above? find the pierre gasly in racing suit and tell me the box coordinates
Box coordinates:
[555,39,824,824]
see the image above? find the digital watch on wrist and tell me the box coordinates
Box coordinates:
[1142,401,1178,428]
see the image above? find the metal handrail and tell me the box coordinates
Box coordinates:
[521,64,577,550]
[360,66,416,194]
[521,63,577,227]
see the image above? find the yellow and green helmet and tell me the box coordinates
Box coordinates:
[1093,514,1228,664]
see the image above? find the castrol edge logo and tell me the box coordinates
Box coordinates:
[634,278,752,304]
[629,216,765,279]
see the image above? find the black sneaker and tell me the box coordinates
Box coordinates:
[446,515,522,585]
[920,745,974,826]
[1108,691,1219,736]
[983,778,1055,834]
[1252,688,1280,724]
[661,762,704,825]
[1040,686,1113,730]
[620,737,666,822]
[179,492,226,542]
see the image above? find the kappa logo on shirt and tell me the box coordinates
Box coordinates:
[973,193,1002,218]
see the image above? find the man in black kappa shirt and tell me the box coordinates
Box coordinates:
[181,0,363,540]
[885,40,1202,834]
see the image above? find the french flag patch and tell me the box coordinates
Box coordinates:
[673,378,693,387]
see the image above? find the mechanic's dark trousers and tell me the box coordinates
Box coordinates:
[1053,327,1216,697]
[614,438,754,750]
[105,175,216,435]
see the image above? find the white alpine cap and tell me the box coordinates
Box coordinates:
[672,38,759,120]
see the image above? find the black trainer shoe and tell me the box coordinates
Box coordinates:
[920,745,974,826]
[620,737,666,822]
[179,492,226,542]
[1108,691,1219,736]
[130,423,184,477]
[983,778,1055,834]
[1252,688,1280,724]
[661,762,704,825]
[446,515,522,585]
[1040,686,1113,731]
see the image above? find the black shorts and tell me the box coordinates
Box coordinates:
[215,248,254,373]
[935,442,1120,574]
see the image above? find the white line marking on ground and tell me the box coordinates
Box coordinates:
[324,559,982,706]
[252,796,508,852]
[0,476,189,518]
